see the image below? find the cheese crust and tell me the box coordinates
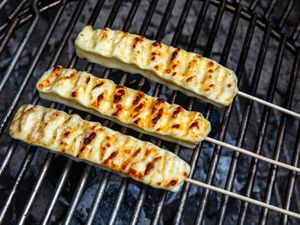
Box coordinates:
[37,66,211,148]
[75,26,238,107]
[10,104,190,192]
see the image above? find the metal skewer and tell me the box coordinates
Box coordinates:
[237,91,300,119]
[205,137,300,173]
[185,178,300,219]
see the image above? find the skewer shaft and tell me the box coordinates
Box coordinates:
[237,91,300,119]
[185,178,300,219]
[205,137,300,173]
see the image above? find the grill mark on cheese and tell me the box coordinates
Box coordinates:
[172,106,182,119]
[113,87,125,103]
[190,121,199,129]
[133,92,144,105]
[171,48,180,61]
[112,104,122,116]
[83,132,96,145]
[172,124,180,129]
[152,108,163,124]
[52,65,63,77]
[103,151,118,165]
[92,81,104,90]
[37,67,211,147]
[145,163,154,175]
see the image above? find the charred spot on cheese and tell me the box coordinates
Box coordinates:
[52,65,63,76]
[77,146,85,158]
[208,84,214,87]
[103,151,118,165]
[172,106,183,118]
[133,118,140,124]
[152,108,163,124]
[172,124,180,129]
[183,172,188,177]
[92,81,104,90]
[64,131,71,137]
[133,148,141,157]
[145,162,154,175]
[154,65,159,70]
[133,92,144,105]
[186,76,194,82]
[152,41,161,47]
[168,179,177,186]
[227,84,232,88]
[129,168,137,175]
[134,103,144,112]
[71,91,78,97]
[85,77,90,84]
[112,104,122,116]
[166,68,171,73]
[132,36,144,49]
[190,121,199,129]
[208,61,214,67]
[97,93,104,103]
[83,132,96,145]
[144,149,151,156]
[113,87,125,103]
[113,95,122,103]
[171,48,180,61]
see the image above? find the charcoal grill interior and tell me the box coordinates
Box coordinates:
[0,0,300,224]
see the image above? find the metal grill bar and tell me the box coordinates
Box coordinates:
[0,0,39,95]
[195,11,258,224]
[237,37,298,225]
[214,22,272,224]
[278,0,294,29]
[0,0,87,223]
[38,1,122,224]
[280,125,300,225]
[0,1,67,137]
[258,60,300,224]
[63,1,142,224]
[63,165,92,225]
[292,21,300,41]
[264,0,277,19]
[0,0,62,36]
[99,0,179,224]
[0,17,20,55]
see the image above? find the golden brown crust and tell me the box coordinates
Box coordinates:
[10,104,190,192]
[75,26,238,107]
[37,66,211,148]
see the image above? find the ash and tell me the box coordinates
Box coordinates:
[0,0,299,225]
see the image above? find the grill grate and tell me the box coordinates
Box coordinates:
[0,0,299,224]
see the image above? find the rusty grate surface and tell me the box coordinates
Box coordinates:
[0,0,299,224]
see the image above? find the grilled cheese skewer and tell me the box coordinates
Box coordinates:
[37,66,211,148]
[75,26,238,107]
[10,104,190,192]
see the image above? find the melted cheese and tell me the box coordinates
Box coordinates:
[75,26,238,107]
[10,104,190,192]
[37,66,211,148]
